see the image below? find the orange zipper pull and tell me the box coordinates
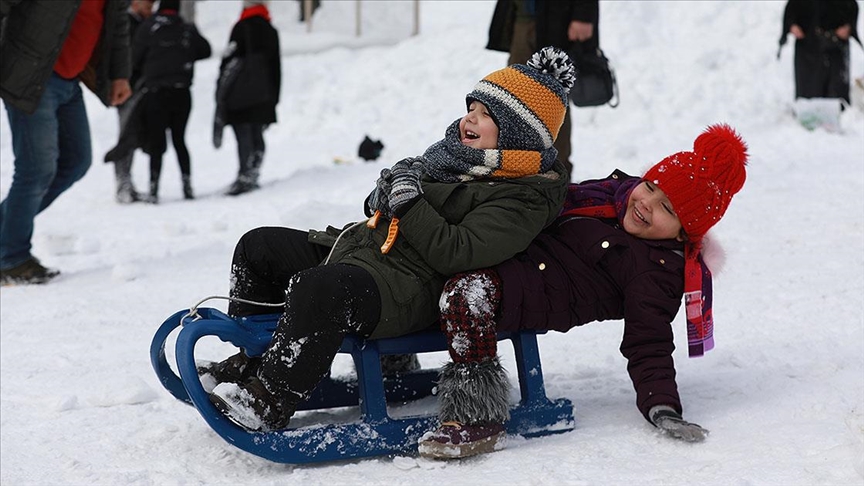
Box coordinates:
[367,210,381,229]
[381,217,399,254]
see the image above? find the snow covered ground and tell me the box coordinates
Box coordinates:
[1,1,863,485]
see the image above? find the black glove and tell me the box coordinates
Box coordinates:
[649,405,709,442]
[366,168,392,218]
[387,157,425,216]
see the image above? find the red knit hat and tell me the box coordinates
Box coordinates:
[643,123,748,358]
[643,123,748,247]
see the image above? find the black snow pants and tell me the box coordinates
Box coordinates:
[229,227,381,405]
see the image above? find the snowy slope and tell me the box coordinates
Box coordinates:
[1,1,863,485]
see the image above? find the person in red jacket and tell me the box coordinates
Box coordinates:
[0,0,131,285]
[418,123,749,459]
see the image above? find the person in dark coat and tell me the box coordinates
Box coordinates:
[133,0,211,203]
[198,48,576,433]
[779,0,861,104]
[217,0,281,197]
[0,0,131,285]
[418,124,749,460]
[109,0,155,204]
[486,0,600,181]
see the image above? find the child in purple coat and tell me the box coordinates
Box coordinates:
[419,123,749,459]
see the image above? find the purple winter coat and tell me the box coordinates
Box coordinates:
[494,172,686,422]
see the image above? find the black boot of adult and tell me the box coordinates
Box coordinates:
[147,155,162,204]
[182,174,194,200]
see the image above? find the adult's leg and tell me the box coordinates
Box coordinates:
[40,79,91,211]
[0,74,81,269]
[508,19,536,66]
[168,88,192,178]
[794,37,824,99]
[825,42,851,104]
[164,88,193,199]
[143,90,169,202]
[227,123,264,195]
[114,101,139,203]
[554,107,572,180]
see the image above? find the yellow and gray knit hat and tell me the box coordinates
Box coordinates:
[466,46,575,152]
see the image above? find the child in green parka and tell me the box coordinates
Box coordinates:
[201,47,576,432]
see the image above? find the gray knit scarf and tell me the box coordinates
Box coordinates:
[422,119,558,183]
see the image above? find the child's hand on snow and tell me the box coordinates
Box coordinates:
[649,405,709,442]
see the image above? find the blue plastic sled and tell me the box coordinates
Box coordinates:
[150,307,575,464]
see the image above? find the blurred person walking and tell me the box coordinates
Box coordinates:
[133,0,211,203]
[0,0,132,286]
[214,0,281,197]
[109,0,155,204]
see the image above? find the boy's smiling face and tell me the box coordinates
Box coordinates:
[459,101,499,149]
[622,181,684,241]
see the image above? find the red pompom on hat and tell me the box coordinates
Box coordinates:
[643,123,748,248]
[643,123,748,358]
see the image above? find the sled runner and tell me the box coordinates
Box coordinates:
[150,307,575,464]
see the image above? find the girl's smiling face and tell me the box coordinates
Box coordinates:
[459,101,499,149]
[622,181,684,241]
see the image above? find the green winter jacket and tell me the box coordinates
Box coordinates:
[310,161,568,339]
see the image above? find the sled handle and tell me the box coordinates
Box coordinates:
[173,319,270,451]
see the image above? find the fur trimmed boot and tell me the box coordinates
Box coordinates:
[418,357,511,459]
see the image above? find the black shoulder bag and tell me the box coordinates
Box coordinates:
[568,47,619,108]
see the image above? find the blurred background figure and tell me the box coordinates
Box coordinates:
[297,0,320,22]
[780,0,861,105]
[178,0,200,24]
[486,0,600,181]
[133,0,211,204]
[216,0,281,197]
[110,0,155,204]
[0,0,131,285]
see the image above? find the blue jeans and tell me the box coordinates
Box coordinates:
[0,73,92,269]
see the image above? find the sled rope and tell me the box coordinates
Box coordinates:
[182,295,284,322]
[323,218,369,265]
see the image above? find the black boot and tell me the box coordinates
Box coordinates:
[114,154,140,204]
[225,173,259,196]
[197,351,261,393]
[418,357,510,459]
[209,375,297,431]
[146,180,159,204]
[182,175,194,200]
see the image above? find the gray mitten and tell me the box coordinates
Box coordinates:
[387,157,425,216]
[366,168,392,218]
[649,405,709,442]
